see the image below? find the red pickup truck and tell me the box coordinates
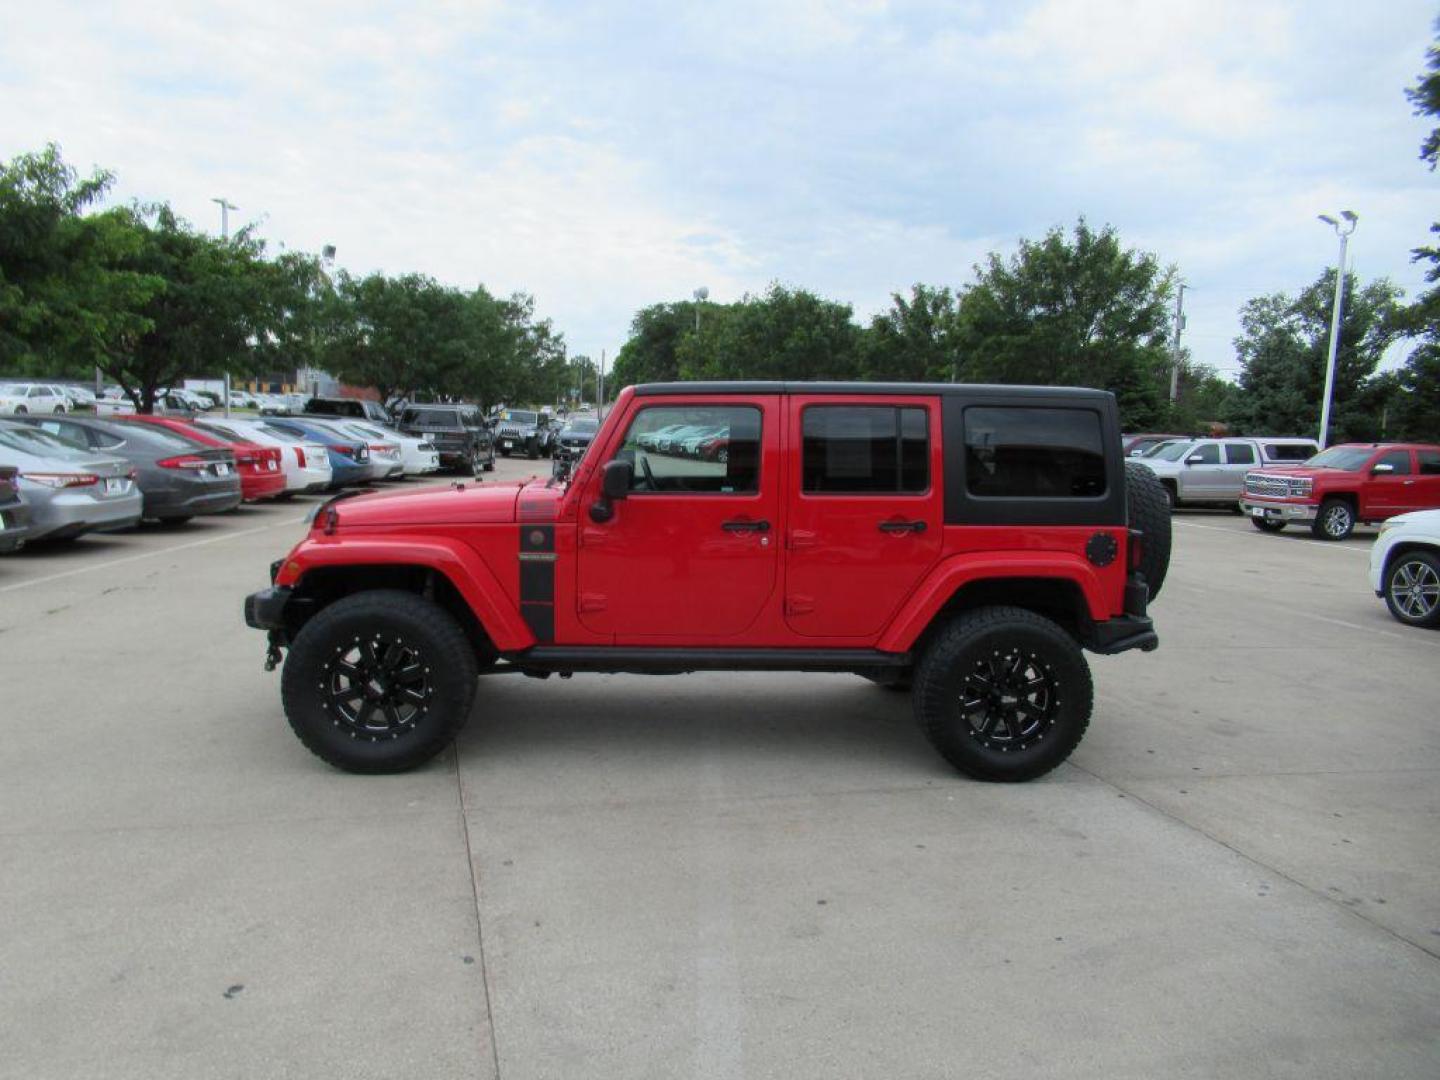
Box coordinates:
[1239,443,1440,540]
[245,382,1171,782]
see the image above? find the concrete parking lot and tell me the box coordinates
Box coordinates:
[2,471,1437,1079]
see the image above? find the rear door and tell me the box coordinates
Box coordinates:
[783,395,942,639]
[1415,449,1440,509]
[1220,441,1259,499]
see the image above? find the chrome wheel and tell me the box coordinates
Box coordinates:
[1314,499,1354,540]
[958,648,1059,752]
[322,634,432,740]
[1389,558,1440,621]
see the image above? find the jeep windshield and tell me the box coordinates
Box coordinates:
[500,410,537,425]
[401,407,462,428]
[1303,446,1373,471]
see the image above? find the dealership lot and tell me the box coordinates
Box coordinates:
[2,478,1438,1078]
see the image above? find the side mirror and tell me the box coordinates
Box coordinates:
[590,459,633,523]
[1372,462,1395,474]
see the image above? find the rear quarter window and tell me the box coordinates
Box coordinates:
[963,407,1106,498]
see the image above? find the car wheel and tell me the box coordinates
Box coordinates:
[1384,551,1440,628]
[470,449,485,477]
[483,459,495,471]
[280,590,479,773]
[912,605,1093,782]
[1312,498,1355,541]
[13,406,25,415]
[527,440,540,460]
[1160,481,1177,510]
[1124,461,1171,601]
[1251,517,1285,533]
[716,447,729,464]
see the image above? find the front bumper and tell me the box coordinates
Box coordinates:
[1239,497,1317,523]
[244,585,291,630]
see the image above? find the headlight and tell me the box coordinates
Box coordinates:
[1288,477,1313,496]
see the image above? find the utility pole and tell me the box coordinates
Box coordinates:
[1317,211,1358,449]
[211,197,238,240]
[1169,283,1187,403]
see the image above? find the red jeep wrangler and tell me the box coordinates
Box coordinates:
[245,383,1169,781]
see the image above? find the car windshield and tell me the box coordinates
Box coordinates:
[502,410,537,424]
[401,407,460,426]
[566,419,599,433]
[1304,446,1374,471]
[1148,441,1196,461]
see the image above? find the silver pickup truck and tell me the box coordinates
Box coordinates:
[1137,437,1318,508]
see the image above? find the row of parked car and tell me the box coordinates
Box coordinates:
[0,410,453,551]
[1124,432,1440,628]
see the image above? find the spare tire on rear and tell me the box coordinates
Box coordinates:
[1125,461,1171,601]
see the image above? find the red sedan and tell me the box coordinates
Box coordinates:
[116,415,288,502]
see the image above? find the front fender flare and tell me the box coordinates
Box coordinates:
[279,535,534,650]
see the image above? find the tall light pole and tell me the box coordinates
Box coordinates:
[211,197,238,240]
[1316,211,1358,449]
[693,286,709,333]
[1169,282,1187,403]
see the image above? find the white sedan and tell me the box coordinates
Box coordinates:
[194,416,334,495]
[344,420,440,477]
[1369,509,1440,628]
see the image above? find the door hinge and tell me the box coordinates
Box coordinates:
[785,595,816,616]
[578,593,608,613]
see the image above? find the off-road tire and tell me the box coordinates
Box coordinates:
[527,439,540,460]
[1312,498,1355,541]
[1251,517,1285,533]
[912,606,1093,782]
[483,460,495,472]
[280,589,478,773]
[1383,550,1440,628]
[1125,461,1171,601]
[470,449,485,478]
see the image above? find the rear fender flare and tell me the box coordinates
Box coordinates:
[876,553,1109,653]
[281,535,533,650]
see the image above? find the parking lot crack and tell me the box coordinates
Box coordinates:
[455,748,504,1080]
[1069,760,1440,962]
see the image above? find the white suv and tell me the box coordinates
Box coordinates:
[1369,510,1440,627]
[0,383,70,415]
[1138,437,1318,508]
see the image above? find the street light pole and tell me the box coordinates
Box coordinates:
[1169,282,1187,403]
[1316,211,1358,450]
[693,286,709,334]
[211,197,238,240]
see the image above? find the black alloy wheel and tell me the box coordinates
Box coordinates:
[281,590,479,772]
[1384,551,1440,627]
[913,605,1092,782]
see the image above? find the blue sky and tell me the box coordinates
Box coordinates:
[2,0,1435,379]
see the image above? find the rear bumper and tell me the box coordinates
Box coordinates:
[1239,498,1317,523]
[240,470,288,501]
[144,478,244,519]
[1087,615,1159,655]
[0,501,32,552]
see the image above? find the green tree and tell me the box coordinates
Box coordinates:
[1406,18,1440,171]
[1388,342,1440,441]
[1230,271,1402,442]
[675,284,860,381]
[609,302,694,389]
[860,284,962,381]
[0,144,160,376]
[953,219,1174,427]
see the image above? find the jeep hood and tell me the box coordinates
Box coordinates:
[330,479,547,527]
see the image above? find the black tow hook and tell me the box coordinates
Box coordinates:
[264,634,285,672]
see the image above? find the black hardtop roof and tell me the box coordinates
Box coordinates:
[632,381,1115,401]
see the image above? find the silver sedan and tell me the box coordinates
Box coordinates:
[0,422,142,540]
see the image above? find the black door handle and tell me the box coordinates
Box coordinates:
[722,518,771,533]
[878,520,927,534]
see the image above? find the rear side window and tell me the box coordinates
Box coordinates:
[964,407,1105,498]
[1224,442,1256,465]
[1418,450,1440,475]
[1263,443,1315,462]
[802,406,928,494]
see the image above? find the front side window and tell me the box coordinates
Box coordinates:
[618,405,761,494]
[1187,444,1221,465]
[1375,450,1412,475]
[802,406,928,494]
[964,407,1105,498]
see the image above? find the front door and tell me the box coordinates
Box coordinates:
[1365,448,1416,517]
[1182,443,1225,498]
[783,396,942,639]
[575,398,780,641]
